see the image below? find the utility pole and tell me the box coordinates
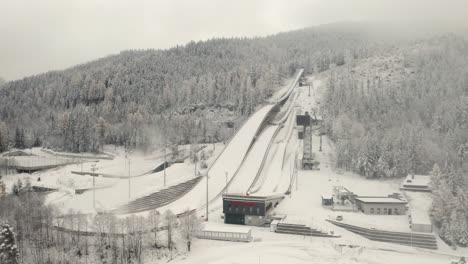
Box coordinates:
[194,144,198,176]
[206,174,209,221]
[90,163,97,209]
[164,141,167,187]
[319,134,322,152]
[128,155,131,199]
[194,159,197,176]
[296,164,298,191]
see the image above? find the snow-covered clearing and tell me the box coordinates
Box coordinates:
[52,144,224,214]
[172,228,453,264]
[1,144,225,215]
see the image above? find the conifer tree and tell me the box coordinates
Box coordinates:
[0,177,6,199]
[0,223,18,264]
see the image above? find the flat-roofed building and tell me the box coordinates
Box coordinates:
[223,194,284,226]
[354,196,408,215]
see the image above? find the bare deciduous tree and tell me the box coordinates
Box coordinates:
[163,210,176,251]
[148,209,160,248]
[178,210,201,252]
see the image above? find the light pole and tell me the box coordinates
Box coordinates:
[164,142,167,186]
[319,134,322,152]
[127,155,131,200]
[225,171,228,194]
[206,173,209,221]
[194,146,198,176]
[90,163,97,209]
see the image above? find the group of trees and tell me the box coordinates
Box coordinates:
[323,35,468,178]
[0,25,388,153]
[0,181,201,264]
[321,35,468,246]
[430,164,468,247]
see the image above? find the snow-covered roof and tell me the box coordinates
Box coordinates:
[202,222,251,234]
[321,193,333,199]
[355,197,407,204]
[402,174,430,187]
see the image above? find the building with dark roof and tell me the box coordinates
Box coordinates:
[223,194,284,226]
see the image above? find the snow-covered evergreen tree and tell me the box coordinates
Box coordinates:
[0,223,18,264]
[453,211,468,247]
[0,177,6,199]
[429,164,443,190]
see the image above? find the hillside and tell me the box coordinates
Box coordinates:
[0,23,402,153]
[321,35,468,178]
[318,35,468,246]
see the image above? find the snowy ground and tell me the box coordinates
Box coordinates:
[53,144,224,214]
[172,228,455,264]
[1,144,225,215]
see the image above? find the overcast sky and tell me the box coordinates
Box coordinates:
[1,0,467,81]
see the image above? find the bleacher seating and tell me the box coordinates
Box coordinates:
[112,176,202,214]
[275,223,338,237]
[327,220,437,250]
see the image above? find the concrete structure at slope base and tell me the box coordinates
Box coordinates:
[409,211,433,233]
[223,194,284,226]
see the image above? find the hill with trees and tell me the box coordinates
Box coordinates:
[0,23,398,153]
[320,34,468,247]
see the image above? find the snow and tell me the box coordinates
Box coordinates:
[402,174,431,187]
[405,191,432,225]
[53,144,224,213]
[153,104,276,216]
[207,104,275,192]
[172,228,454,264]
[251,100,299,196]
[202,222,251,233]
[354,197,407,204]
[227,125,278,195]
[1,144,225,215]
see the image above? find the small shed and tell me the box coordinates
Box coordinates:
[321,194,334,206]
[196,223,252,242]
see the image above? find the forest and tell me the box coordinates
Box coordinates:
[0,23,399,153]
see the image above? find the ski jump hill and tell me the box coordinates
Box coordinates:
[113,69,304,215]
